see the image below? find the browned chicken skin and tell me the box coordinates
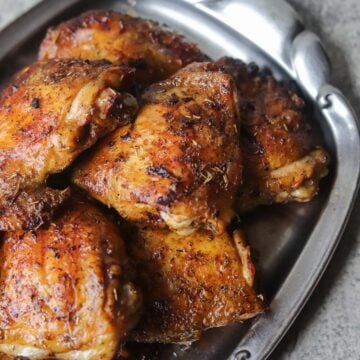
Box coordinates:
[128,227,263,343]
[38,10,329,212]
[215,57,329,211]
[73,62,242,235]
[0,8,331,353]
[0,58,137,231]
[0,196,142,359]
[39,10,209,90]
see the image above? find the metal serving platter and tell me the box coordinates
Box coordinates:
[0,0,359,359]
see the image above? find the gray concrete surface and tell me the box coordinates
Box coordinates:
[0,0,358,359]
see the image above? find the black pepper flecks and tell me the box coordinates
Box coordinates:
[31,98,40,109]
[156,190,177,206]
[147,166,176,179]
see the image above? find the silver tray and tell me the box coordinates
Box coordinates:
[0,1,359,359]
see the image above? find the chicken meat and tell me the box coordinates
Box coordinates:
[215,57,329,212]
[38,10,329,214]
[73,62,242,235]
[39,10,209,90]
[0,196,142,360]
[127,227,263,343]
[0,58,138,231]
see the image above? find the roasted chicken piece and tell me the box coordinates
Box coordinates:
[73,62,242,235]
[0,196,142,360]
[0,58,137,231]
[215,57,329,212]
[127,227,263,343]
[39,10,209,90]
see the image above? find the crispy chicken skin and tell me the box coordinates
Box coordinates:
[39,10,209,89]
[128,227,263,343]
[0,196,142,360]
[0,58,137,231]
[73,62,242,235]
[216,57,329,212]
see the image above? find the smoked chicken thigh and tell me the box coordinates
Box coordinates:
[0,196,142,360]
[39,10,209,89]
[73,62,242,235]
[0,58,137,231]
[216,57,329,212]
[128,227,263,343]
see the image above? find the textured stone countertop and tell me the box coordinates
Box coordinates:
[0,0,358,359]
